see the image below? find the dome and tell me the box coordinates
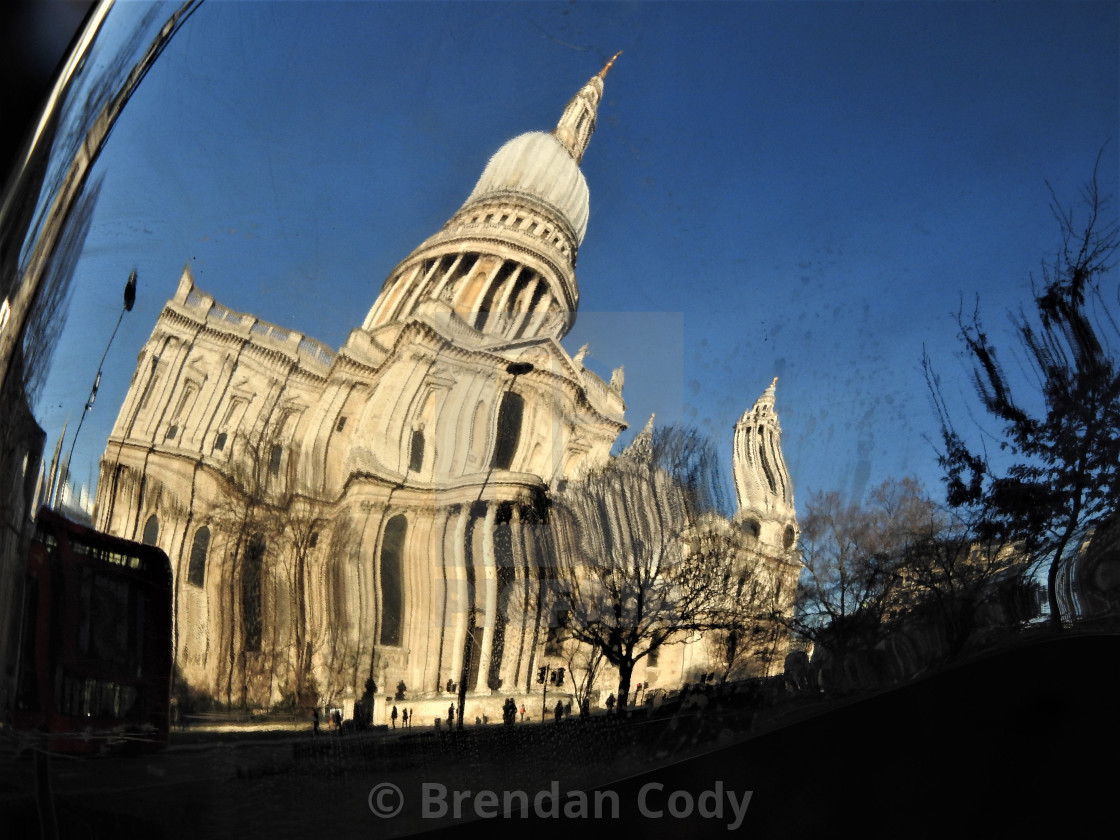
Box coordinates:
[461,131,590,244]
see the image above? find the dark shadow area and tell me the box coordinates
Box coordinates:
[1,632,1113,838]
[426,632,1118,838]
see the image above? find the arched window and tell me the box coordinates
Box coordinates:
[142,515,159,546]
[378,515,407,647]
[491,391,524,470]
[242,533,265,652]
[268,444,283,476]
[187,526,210,588]
[408,429,425,472]
[725,631,740,666]
[488,504,515,689]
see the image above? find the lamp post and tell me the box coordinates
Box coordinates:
[56,270,135,508]
[456,605,481,731]
[537,662,565,722]
[456,360,535,729]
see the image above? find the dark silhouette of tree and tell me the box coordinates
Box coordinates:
[563,641,605,716]
[925,163,1120,630]
[707,552,788,682]
[279,498,325,708]
[786,477,1016,687]
[549,425,737,710]
[792,481,912,682]
[208,424,322,708]
[895,510,1032,661]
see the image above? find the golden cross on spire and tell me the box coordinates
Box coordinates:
[598,50,623,79]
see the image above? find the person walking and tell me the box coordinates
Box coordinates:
[391,705,398,728]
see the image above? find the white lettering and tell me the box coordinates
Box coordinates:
[474,790,498,818]
[453,789,472,817]
[726,790,753,831]
[563,790,588,819]
[422,783,447,819]
[503,789,529,817]
[534,781,560,818]
[668,790,693,818]
[594,789,620,819]
[420,781,749,828]
[638,782,664,818]
[697,781,722,819]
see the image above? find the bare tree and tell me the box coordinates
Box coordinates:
[279,499,325,709]
[791,479,929,683]
[561,639,605,716]
[895,512,1029,661]
[206,424,321,708]
[925,161,1120,630]
[708,552,789,681]
[549,426,737,710]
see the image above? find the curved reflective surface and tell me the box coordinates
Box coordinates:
[1,2,1118,837]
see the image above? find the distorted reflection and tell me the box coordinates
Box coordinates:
[0,2,1117,837]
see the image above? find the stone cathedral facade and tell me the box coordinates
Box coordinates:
[93,59,800,714]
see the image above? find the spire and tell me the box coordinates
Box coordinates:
[364,56,619,340]
[759,377,778,408]
[733,379,795,521]
[737,377,778,427]
[598,50,623,79]
[554,51,621,164]
[621,412,655,462]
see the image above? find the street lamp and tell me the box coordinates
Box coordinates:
[456,360,535,728]
[537,662,565,722]
[456,605,482,731]
[56,270,136,508]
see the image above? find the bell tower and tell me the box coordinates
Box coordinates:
[733,378,798,553]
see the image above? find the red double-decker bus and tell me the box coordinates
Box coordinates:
[11,507,173,754]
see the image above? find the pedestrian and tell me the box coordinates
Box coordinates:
[448,703,455,726]
[391,705,398,728]
[312,707,320,736]
[520,704,525,722]
[357,678,376,730]
[606,693,616,713]
[554,699,563,722]
[401,708,408,728]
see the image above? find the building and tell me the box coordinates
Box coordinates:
[93,58,800,717]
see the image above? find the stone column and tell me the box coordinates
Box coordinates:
[475,502,498,691]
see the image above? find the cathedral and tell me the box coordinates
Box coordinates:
[93,58,800,718]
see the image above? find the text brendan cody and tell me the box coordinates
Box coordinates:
[369,780,753,830]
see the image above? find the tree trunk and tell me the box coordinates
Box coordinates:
[616,661,634,711]
[1047,555,1064,632]
[1047,521,1077,632]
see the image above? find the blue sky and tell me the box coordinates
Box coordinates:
[33,0,1120,515]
